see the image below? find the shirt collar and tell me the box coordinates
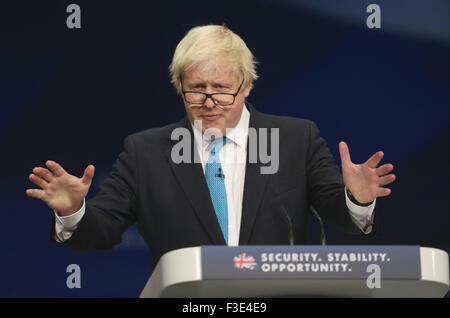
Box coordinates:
[225,104,249,150]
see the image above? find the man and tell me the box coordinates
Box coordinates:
[26,25,395,271]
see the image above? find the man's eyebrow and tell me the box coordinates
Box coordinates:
[184,80,205,85]
[184,80,234,87]
[214,81,233,86]
[207,80,235,87]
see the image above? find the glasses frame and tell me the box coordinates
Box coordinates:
[181,79,244,107]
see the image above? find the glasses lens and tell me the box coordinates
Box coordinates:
[185,92,205,104]
[184,92,235,106]
[213,94,234,106]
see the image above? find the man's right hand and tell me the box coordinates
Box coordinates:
[26,160,95,216]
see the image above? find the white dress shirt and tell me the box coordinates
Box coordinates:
[55,105,375,244]
[191,105,250,246]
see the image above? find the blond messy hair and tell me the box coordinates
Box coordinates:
[169,24,258,94]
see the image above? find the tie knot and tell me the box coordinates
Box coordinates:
[210,136,227,155]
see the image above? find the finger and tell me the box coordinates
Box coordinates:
[376,163,394,176]
[26,189,45,200]
[29,173,48,189]
[46,160,66,177]
[339,141,352,166]
[81,164,95,185]
[377,187,391,197]
[366,151,384,168]
[379,174,396,186]
[32,167,54,183]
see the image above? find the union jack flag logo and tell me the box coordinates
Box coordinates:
[233,253,258,270]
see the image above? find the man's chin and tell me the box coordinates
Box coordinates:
[201,120,225,135]
[191,117,226,135]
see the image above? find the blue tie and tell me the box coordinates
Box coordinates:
[205,137,228,244]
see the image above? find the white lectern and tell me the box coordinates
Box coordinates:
[139,246,449,298]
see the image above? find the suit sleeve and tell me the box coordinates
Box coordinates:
[50,135,139,251]
[305,121,362,234]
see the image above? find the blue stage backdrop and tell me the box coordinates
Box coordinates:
[0,0,448,297]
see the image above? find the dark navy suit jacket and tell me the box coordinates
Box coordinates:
[51,103,367,271]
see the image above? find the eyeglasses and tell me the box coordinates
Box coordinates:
[181,79,244,107]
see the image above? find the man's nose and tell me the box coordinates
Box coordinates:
[203,95,216,108]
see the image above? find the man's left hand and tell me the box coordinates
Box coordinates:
[339,141,396,204]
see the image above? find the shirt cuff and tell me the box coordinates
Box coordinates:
[54,199,86,242]
[345,187,376,234]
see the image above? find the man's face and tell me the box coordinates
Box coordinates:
[181,62,251,135]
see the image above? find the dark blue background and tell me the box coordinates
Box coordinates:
[1,0,448,297]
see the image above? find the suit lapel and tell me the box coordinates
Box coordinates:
[239,104,271,245]
[163,117,226,245]
[163,103,272,246]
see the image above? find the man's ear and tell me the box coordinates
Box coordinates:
[243,82,252,98]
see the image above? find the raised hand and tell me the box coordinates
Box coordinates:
[339,141,396,204]
[26,160,95,216]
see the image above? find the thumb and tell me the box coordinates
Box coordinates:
[339,141,352,166]
[81,164,95,185]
